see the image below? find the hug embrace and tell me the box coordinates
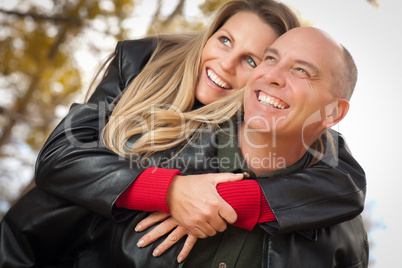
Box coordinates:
[0,0,367,267]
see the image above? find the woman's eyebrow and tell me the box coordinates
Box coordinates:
[220,28,264,61]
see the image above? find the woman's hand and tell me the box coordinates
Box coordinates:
[166,173,244,238]
[135,211,197,263]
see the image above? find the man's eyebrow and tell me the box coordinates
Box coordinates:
[295,59,320,75]
[264,47,278,56]
[265,47,320,75]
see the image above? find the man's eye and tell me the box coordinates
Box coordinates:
[245,57,257,68]
[296,68,310,77]
[264,55,276,62]
[219,36,231,46]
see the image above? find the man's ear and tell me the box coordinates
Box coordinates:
[322,98,350,129]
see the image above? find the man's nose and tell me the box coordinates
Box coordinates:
[263,65,285,88]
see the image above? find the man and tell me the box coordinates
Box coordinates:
[133,27,368,267]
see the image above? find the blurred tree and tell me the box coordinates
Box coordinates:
[0,0,138,216]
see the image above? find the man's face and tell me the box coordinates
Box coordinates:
[243,27,343,139]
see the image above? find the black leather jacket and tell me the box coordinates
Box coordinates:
[0,39,368,267]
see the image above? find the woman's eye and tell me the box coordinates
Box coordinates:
[245,57,257,68]
[219,36,231,47]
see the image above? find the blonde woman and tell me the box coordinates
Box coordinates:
[36,0,365,249]
[36,0,304,232]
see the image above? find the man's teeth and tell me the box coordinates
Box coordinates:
[207,69,229,89]
[258,94,286,109]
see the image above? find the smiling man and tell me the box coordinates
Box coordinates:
[187,26,367,268]
[137,27,368,268]
[241,26,352,176]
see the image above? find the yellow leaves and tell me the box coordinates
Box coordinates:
[198,0,230,17]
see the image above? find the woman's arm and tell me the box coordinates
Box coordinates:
[34,39,240,232]
[35,39,156,221]
[120,130,365,233]
[257,129,366,235]
[131,130,365,261]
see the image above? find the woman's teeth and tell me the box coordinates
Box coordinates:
[258,93,287,109]
[207,69,230,89]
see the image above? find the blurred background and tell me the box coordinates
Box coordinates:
[1,0,400,267]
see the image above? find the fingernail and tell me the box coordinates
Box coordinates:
[177,256,183,263]
[137,240,144,247]
[235,172,250,178]
[135,224,142,232]
[153,249,160,257]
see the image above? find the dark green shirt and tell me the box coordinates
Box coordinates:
[184,125,307,268]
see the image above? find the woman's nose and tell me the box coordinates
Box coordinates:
[218,54,236,75]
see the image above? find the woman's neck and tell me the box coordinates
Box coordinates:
[239,122,306,176]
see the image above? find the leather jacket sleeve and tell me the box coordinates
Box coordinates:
[258,129,366,236]
[35,38,156,221]
[35,37,366,233]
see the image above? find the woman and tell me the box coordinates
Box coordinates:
[36,0,304,229]
[35,0,363,230]
[36,1,364,237]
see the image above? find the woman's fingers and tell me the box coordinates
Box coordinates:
[137,216,178,247]
[151,226,189,258]
[177,234,197,263]
[135,211,170,232]
[137,218,197,262]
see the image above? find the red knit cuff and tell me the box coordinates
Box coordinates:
[258,189,276,223]
[217,180,261,231]
[115,167,181,213]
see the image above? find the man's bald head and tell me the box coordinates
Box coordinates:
[275,27,357,100]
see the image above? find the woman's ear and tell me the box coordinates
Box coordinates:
[322,98,350,129]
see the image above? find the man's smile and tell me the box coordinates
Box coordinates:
[257,91,289,109]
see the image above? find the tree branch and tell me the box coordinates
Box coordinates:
[0,8,81,25]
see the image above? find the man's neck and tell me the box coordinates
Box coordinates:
[239,123,306,177]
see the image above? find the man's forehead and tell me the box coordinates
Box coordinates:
[267,27,341,70]
[270,27,339,53]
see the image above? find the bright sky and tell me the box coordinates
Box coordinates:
[143,1,399,267]
[125,0,399,267]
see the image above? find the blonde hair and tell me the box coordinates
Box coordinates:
[102,0,300,158]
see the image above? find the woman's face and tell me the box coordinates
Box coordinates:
[195,11,279,105]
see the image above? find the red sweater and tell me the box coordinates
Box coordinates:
[116,167,276,231]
